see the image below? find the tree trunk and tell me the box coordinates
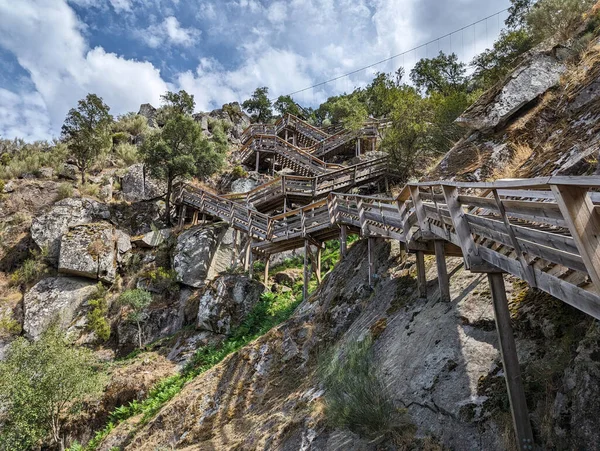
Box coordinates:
[165,177,172,226]
[81,169,85,185]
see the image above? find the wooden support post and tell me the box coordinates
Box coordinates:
[178,205,187,229]
[372,137,375,152]
[552,185,600,292]
[248,249,254,278]
[416,250,427,298]
[264,254,270,285]
[192,210,199,226]
[315,247,322,283]
[255,151,260,172]
[368,237,374,287]
[201,213,206,225]
[340,225,348,259]
[231,230,239,267]
[243,239,251,271]
[303,239,310,301]
[434,240,451,302]
[487,272,535,451]
[384,177,389,193]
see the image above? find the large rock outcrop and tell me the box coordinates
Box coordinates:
[120,164,166,202]
[30,197,110,261]
[23,276,97,340]
[58,223,117,283]
[173,223,244,288]
[192,102,251,144]
[196,275,266,335]
[457,47,568,132]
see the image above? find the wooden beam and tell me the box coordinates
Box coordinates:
[248,247,254,278]
[552,185,600,292]
[340,225,348,258]
[487,272,535,451]
[416,250,427,298]
[434,240,451,302]
[409,186,433,239]
[243,239,251,271]
[178,205,187,229]
[255,150,260,172]
[316,247,322,283]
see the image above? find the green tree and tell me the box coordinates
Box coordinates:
[118,289,153,348]
[242,87,273,123]
[273,95,302,118]
[410,52,468,96]
[140,90,224,224]
[472,29,534,88]
[0,326,104,450]
[61,94,113,184]
[526,0,595,42]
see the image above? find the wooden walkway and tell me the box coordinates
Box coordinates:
[176,116,600,450]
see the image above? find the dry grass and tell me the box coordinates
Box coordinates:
[489,142,535,181]
[561,40,600,92]
[508,91,557,133]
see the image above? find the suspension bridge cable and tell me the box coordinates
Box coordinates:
[275,7,509,100]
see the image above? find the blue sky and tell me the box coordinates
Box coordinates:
[0,0,510,141]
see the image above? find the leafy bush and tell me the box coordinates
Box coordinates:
[231,165,248,180]
[114,142,140,166]
[87,284,110,342]
[0,140,68,180]
[10,247,48,288]
[527,0,596,43]
[319,336,414,441]
[118,289,153,348]
[0,313,21,337]
[0,326,105,450]
[57,182,74,200]
[144,267,179,296]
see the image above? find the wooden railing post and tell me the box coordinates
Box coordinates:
[264,254,270,285]
[488,272,535,451]
[552,184,600,292]
[409,186,432,239]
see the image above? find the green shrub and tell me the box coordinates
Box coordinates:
[87,283,110,342]
[145,267,179,296]
[115,142,140,166]
[0,313,22,337]
[319,336,414,441]
[231,165,248,180]
[57,182,74,200]
[118,288,153,348]
[0,140,68,180]
[10,248,48,288]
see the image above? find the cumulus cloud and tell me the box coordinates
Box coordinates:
[0,0,169,138]
[139,16,200,48]
[0,0,509,139]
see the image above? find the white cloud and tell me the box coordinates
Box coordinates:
[0,0,169,138]
[0,88,52,141]
[109,0,132,12]
[139,16,200,48]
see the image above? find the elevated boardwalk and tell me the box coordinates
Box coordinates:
[177,114,600,450]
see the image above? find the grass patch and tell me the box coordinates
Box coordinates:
[319,336,415,444]
[83,288,302,450]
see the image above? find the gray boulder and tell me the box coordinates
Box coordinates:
[58,222,117,283]
[121,164,165,202]
[23,277,97,340]
[196,275,266,335]
[230,178,256,194]
[138,103,157,128]
[457,49,567,131]
[132,228,172,248]
[59,163,79,181]
[173,223,243,288]
[31,197,110,262]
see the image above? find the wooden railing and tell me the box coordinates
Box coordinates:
[179,176,600,321]
[224,156,389,211]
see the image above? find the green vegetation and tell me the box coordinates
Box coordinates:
[144,266,179,296]
[319,336,414,442]
[118,289,153,348]
[140,90,226,224]
[0,326,104,451]
[61,93,113,184]
[231,164,248,180]
[0,139,69,180]
[242,86,273,123]
[10,247,49,289]
[273,94,303,117]
[57,182,74,200]
[87,283,111,342]
[85,288,301,450]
